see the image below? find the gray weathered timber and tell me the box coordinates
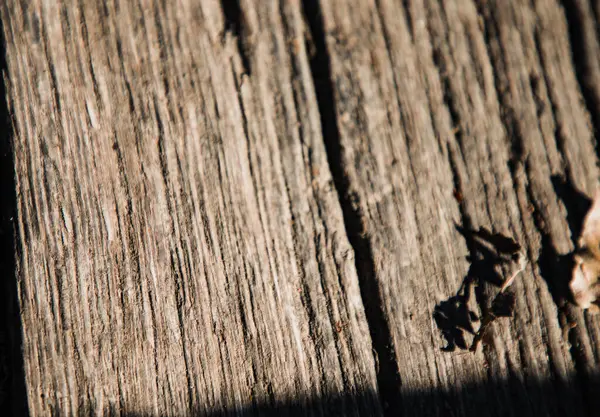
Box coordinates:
[320,0,600,415]
[0,0,381,415]
[2,0,600,415]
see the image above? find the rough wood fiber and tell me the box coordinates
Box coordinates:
[319,0,600,415]
[314,1,491,414]
[0,0,381,415]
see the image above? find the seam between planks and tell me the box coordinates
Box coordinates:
[301,0,402,415]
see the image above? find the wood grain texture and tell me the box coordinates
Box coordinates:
[3,0,600,415]
[319,0,600,415]
[0,0,381,415]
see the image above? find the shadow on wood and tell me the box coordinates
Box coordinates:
[547,175,600,414]
[53,373,598,417]
[552,174,592,247]
[434,226,520,351]
[0,16,29,417]
[530,175,591,309]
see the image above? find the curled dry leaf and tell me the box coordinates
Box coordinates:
[469,231,526,352]
[570,190,600,312]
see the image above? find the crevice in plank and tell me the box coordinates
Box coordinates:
[561,0,600,154]
[170,249,196,412]
[239,263,260,414]
[221,0,251,75]
[39,15,62,115]
[0,13,29,416]
[301,0,401,414]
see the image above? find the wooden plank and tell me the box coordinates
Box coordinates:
[318,0,600,415]
[0,0,382,415]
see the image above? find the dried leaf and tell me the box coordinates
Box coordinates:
[570,189,600,311]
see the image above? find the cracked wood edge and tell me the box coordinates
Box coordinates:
[0,0,382,415]
[320,0,600,415]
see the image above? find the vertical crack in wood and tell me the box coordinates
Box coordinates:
[221,0,251,75]
[0,10,29,416]
[301,0,401,415]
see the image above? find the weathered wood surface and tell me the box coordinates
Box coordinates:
[318,0,600,415]
[1,0,600,416]
[0,0,381,415]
